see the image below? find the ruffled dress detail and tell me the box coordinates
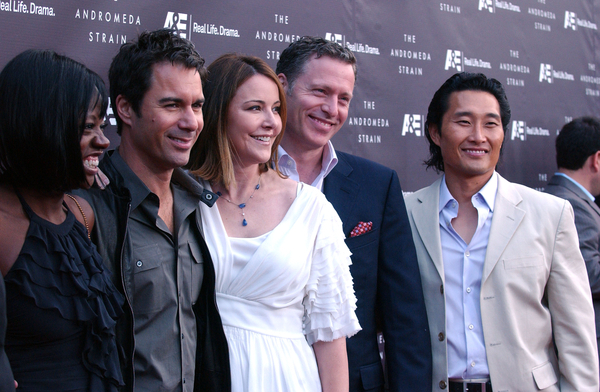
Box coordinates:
[4,194,124,391]
[303,211,357,345]
[200,181,360,392]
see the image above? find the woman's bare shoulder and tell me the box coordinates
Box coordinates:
[64,194,95,233]
[0,184,29,275]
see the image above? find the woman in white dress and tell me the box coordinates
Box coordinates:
[187,53,361,391]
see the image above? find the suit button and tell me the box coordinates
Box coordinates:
[439,380,447,389]
[440,284,444,294]
[438,332,445,341]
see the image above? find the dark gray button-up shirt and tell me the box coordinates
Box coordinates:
[111,151,203,392]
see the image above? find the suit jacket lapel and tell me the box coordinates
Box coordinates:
[483,175,525,282]
[323,155,360,233]
[585,197,600,216]
[411,178,445,280]
[554,174,600,217]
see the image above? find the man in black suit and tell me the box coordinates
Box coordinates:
[275,36,431,392]
[545,116,600,366]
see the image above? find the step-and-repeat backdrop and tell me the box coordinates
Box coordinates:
[1,0,599,191]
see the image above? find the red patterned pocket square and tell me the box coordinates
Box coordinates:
[350,221,373,238]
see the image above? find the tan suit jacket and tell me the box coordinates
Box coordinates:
[405,174,598,392]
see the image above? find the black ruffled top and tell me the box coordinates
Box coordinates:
[4,193,124,391]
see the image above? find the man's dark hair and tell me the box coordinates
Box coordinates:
[276,36,357,90]
[0,49,108,195]
[556,117,600,170]
[424,72,511,172]
[108,28,206,135]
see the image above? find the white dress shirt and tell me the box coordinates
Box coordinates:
[439,172,498,379]
[277,141,338,191]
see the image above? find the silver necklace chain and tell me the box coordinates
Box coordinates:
[216,174,262,227]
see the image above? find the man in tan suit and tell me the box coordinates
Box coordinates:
[405,72,598,392]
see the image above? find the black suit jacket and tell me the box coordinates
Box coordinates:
[323,151,432,392]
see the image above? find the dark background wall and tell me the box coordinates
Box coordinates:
[1,0,598,191]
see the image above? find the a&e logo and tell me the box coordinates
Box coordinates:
[539,64,553,83]
[511,121,526,141]
[325,32,344,46]
[402,114,422,136]
[164,12,188,38]
[478,0,495,13]
[107,98,117,127]
[564,11,577,30]
[444,50,463,72]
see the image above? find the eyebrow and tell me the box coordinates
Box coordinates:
[158,97,182,104]
[243,100,281,105]
[454,110,501,120]
[309,83,353,97]
[157,97,205,105]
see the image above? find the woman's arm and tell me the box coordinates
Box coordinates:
[313,337,349,392]
[0,185,29,276]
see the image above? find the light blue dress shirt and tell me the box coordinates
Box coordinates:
[439,172,498,379]
[277,141,338,191]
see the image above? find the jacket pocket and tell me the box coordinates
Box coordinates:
[532,361,558,390]
[346,227,378,251]
[359,361,384,391]
[503,254,544,269]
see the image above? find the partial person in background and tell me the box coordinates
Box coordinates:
[0,49,123,391]
[0,277,15,392]
[275,36,431,392]
[545,116,600,367]
[75,29,230,392]
[406,72,598,392]
[187,52,360,392]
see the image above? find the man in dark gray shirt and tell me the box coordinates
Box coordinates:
[77,29,230,392]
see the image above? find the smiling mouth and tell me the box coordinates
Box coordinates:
[464,149,487,155]
[168,136,193,146]
[83,157,99,169]
[252,136,271,142]
[310,116,334,128]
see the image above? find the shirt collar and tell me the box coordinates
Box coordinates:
[554,172,596,202]
[277,145,297,173]
[109,149,152,211]
[277,141,338,185]
[439,171,499,212]
[320,141,338,179]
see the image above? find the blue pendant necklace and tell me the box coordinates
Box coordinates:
[216,174,262,226]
